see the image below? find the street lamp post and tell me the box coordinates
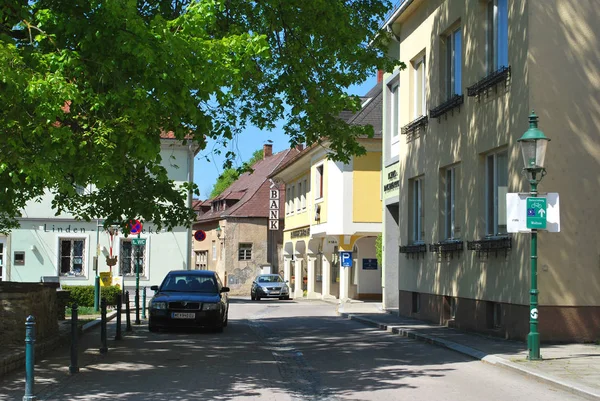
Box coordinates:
[517,111,550,361]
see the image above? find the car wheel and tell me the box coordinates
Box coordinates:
[148,324,158,333]
[284,296,290,300]
[256,296,261,301]
[214,323,224,333]
[250,293,255,301]
[279,296,285,300]
[223,311,229,327]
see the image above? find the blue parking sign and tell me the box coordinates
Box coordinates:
[340,251,352,267]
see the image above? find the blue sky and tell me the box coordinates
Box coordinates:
[193,74,378,198]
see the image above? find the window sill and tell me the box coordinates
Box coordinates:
[314,198,324,204]
[429,239,464,258]
[429,94,464,120]
[399,243,427,259]
[467,235,512,257]
[401,115,428,142]
[466,65,511,98]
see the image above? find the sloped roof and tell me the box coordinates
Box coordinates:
[347,81,383,137]
[269,82,383,178]
[196,148,299,221]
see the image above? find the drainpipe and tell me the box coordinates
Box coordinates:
[186,144,194,270]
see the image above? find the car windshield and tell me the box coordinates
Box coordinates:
[257,275,283,283]
[160,274,218,293]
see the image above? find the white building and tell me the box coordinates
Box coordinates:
[3,136,197,288]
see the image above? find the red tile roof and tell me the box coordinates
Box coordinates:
[195,148,299,221]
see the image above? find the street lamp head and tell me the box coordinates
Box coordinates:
[518,111,550,172]
[215,225,222,238]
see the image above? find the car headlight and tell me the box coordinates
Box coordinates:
[203,303,219,311]
[152,301,167,310]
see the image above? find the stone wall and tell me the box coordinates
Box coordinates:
[0,283,59,347]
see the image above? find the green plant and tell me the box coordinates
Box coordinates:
[375,233,383,267]
[62,285,120,307]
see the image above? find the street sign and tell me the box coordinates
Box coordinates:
[506,193,560,233]
[132,238,146,246]
[194,230,206,242]
[340,251,352,267]
[130,220,143,235]
[526,197,547,229]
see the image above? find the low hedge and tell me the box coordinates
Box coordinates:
[62,285,121,307]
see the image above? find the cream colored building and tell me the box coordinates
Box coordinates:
[381,0,600,342]
[271,84,384,301]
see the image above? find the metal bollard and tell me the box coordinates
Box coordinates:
[69,304,79,374]
[142,287,147,319]
[125,291,132,332]
[23,315,37,401]
[115,293,122,340]
[100,299,107,354]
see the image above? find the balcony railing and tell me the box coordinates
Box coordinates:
[429,94,464,120]
[466,66,511,98]
[467,235,512,257]
[429,239,464,259]
[399,243,427,259]
[400,115,428,141]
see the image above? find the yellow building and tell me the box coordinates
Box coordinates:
[381,0,600,342]
[270,84,383,301]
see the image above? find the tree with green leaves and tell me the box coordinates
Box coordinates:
[209,148,263,198]
[0,1,402,233]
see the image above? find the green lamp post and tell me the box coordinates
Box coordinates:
[517,111,550,361]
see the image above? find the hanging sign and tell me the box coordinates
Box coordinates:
[269,180,279,230]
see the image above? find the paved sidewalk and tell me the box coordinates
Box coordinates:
[335,300,600,400]
[0,311,131,401]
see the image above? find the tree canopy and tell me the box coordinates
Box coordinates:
[0,0,401,233]
[209,148,263,198]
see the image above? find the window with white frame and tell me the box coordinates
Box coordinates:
[387,78,400,160]
[59,238,85,276]
[413,56,426,118]
[302,178,307,209]
[315,165,324,199]
[445,27,462,99]
[212,240,217,260]
[286,185,291,214]
[487,0,509,72]
[119,239,146,276]
[238,243,252,261]
[195,250,208,270]
[444,166,457,239]
[297,181,302,212]
[410,177,424,243]
[486,150,508,235]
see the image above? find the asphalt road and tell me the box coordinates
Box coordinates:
[0,298,590,400]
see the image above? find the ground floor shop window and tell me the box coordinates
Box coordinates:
[60,238,85,276]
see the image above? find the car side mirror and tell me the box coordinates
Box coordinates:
[150,285,159,291]
[285,280,289,283]
[220,287,230,293]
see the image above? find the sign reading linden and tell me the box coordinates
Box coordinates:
[269,180,279,230]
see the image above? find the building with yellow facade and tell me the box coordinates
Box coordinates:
[270,84,384,301]
[380,0,600,342]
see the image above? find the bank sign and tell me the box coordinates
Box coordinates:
[269,180,279,230]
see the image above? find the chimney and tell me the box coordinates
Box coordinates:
[295,144,304,152]
[263,143,273,159]
[377,70,384,83]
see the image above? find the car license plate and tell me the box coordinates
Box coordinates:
[271,291,280,295]
[171,312,195,319]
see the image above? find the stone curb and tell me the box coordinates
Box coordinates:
[341,313,600,401]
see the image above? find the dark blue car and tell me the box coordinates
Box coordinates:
[148,270,230,332]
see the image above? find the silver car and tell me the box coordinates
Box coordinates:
[251,274,290,301]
